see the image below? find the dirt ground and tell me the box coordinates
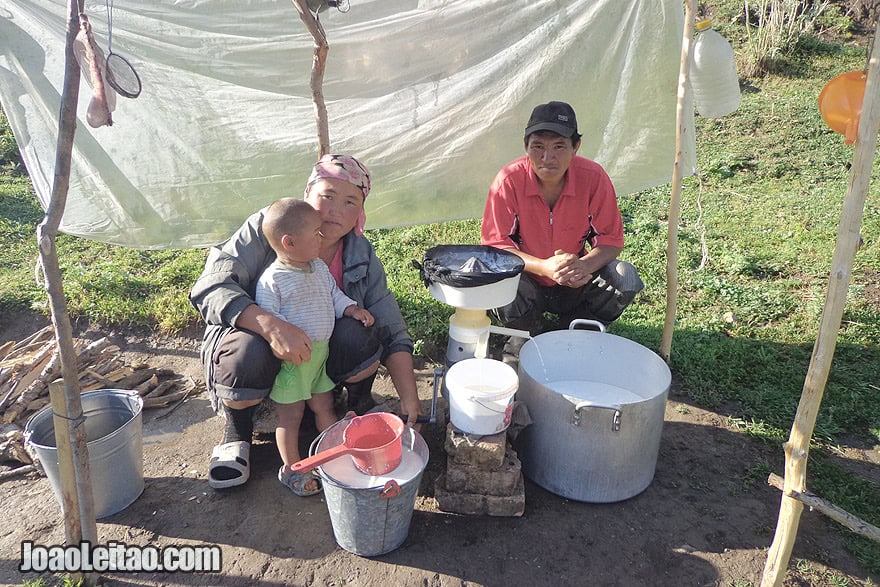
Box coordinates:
[1,312,878,587]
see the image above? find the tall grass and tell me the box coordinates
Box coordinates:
[743,0,835,75]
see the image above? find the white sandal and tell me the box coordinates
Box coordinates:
[208,441,250,489]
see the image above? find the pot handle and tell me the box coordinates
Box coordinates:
[572,401,622,432]
[292,443,355,473]
[568,319,606,333]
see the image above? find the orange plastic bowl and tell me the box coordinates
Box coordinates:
[818,70,867,145]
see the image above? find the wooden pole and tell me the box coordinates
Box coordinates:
[48,380,83,584]
[761,18,880,587]
[292,0,331,158]
[659,0,697,361]
[37,2,99,584]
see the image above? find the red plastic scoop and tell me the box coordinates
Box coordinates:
[292,412,405,476]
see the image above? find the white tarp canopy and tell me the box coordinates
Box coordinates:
[0,0,696,248]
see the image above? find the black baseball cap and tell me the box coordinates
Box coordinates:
[524,101,578,139]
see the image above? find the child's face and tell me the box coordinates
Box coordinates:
[283,210,323,264]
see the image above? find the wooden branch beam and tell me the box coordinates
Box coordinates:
[0,464,38,481]
[292,0,331,157]
[767,473,880,543]
[659,0,697,361]
[0,325,53,363]
[761,14,880,587]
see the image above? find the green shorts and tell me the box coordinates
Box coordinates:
[269,340,335,404]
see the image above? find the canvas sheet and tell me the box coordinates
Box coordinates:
[0,0,696,248]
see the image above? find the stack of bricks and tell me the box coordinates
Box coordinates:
[434,423,525,516]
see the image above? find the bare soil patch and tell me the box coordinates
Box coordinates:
[1,311,878,586]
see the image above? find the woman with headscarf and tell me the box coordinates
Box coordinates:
[190,154,422,490]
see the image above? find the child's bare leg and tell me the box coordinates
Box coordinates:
[275,400,306,466]
[275,400,320,493]
[307,391,337,432]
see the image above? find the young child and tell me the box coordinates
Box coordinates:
[255,198,374,496]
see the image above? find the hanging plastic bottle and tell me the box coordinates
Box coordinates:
[690,19,741,118]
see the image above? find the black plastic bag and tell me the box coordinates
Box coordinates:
[414,245,524,288]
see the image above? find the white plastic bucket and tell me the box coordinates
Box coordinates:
[445,358,518,435]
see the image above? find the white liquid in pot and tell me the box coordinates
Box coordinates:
[547,380,644,404]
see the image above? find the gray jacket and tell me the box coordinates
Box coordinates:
[190,207,414,362]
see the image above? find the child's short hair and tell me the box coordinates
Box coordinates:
[263,198,318,251]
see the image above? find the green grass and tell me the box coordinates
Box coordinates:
[0,127,206,333]
[2,4,880,574]
[0,192,206,332]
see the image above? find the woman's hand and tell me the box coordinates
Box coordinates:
[399,394,423,431]
[385,351,423,431]
[265,320,313,365]
[236,304,313,365]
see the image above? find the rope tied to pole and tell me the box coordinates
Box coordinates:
[51,411,86,428]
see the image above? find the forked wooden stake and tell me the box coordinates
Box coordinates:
[761,16,880,587]
[291,0,331,158]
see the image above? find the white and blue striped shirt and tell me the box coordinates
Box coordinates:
[255,259,356,342]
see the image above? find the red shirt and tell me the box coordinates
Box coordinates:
[328,241,344,289]
[480,155,624,287]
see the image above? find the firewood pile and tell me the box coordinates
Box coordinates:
[0,325,201,473]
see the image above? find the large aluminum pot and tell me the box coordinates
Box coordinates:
[516,320,670,503]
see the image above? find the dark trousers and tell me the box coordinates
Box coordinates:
[494,259,644,334]
[208,316,383,404]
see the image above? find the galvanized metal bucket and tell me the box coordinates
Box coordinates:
[25,389,144,518]
[312,418,428,557]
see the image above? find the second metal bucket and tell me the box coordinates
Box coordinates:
[312,418,429,557]
[24,389,145,518]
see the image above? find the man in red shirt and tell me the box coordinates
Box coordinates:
[481,101,643,359]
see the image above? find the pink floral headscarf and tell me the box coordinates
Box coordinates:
[305,154,371,236]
